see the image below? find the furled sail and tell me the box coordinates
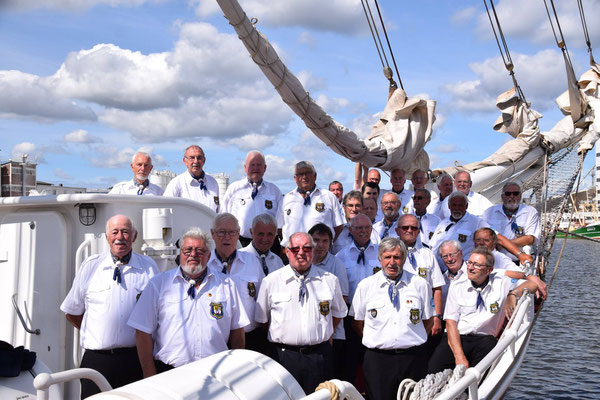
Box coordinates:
[215,0,435,172]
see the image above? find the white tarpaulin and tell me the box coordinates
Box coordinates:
[215,0,435,172]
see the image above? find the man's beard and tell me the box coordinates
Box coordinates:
[504,201,519,211]
[182,260,206,276]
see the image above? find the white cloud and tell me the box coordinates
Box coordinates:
[12,142,45,163]
[223,133,276,151]
[1,0,156,11]
[0,71,96,121]
[314,94,352,114]
[64,129,102,143]
[443,50,567,113]
[263,154,296,182]
[452,6,477,24]
[298,31,317,48]
[90,146,137,168]
[193,0,366,34]
[434,144,461,153]
[54,168,73,180]
[297,70,326,92]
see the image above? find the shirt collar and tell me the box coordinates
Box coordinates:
[102,252,141,270]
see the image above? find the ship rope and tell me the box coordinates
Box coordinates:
[576,0,595,64]
[482,0,527,103]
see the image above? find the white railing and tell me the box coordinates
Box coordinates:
[434,293,533,400]
[33,368,112,400]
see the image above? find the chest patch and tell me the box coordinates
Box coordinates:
[458,234,467,243]
[265,200,273,209]
[490,301,499,314]
[210,302,224,319]
[319,301,330,316]
[248,282,256,298]
[410,308,421,324]
[315,202,325,212]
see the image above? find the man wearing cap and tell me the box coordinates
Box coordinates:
[128,227,248,377]
[351,237,433,400]
[163,145,220,212]
[61,215,158,397]
[222,150,283,247]
[109,152,164,196]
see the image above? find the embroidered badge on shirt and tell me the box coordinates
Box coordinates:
[370,308,377,318]
[428,231,434,240]
[490,301,499,314]
[418,267,427,278]
[319,300,330,316]
[265,200,273,209]
[315,202,325,212]
[410,308,421,324]
[372,266,381,274]
[210,302,224,319]
[403,207,409,214]
[248,282,256,298]
[286,208,291,215]
[214,196,220,205]
[458,234,467,243]
[516,226,524,236]
[240,198,246,205]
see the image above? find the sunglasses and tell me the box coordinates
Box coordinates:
[400,225,419,231]
[288,246,314,254]
[504,191,520,197]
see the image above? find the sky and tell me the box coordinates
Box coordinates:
[1,0,599,193]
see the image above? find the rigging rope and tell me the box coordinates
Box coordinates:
[482,0,527,104]
[372,0,402,89]
[576,0,596,64]
[542,0,576,68]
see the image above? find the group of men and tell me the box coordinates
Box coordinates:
[64,146,545,399]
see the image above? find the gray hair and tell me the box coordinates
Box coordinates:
[414,188,431,200]
[246,150,266,163]
[377,237,407,260]
[180,227,213,252]
[470,246,495,268]
[474,227,498,247]
[343,190,363,206]
[448,191,468,203]
[184,145,204,159]
[212,212,240,231]
[436,173,453,186]
[502,181,521,192]
[294,161,316,175]
[105,214,136,236]
[288,232,316,248]
[438,240,462,256]
[381,192,400,203]
[251,213,277,230]
[131,151,152,164]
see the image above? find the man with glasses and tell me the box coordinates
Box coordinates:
[350,237,433,400]
[428,247,538,373]
[396,214,445,337]
[109,151,164,196]
[438,241,467,306]
[482,182,540,262]
[164,145,220,212]
[439,171,493,219]
[373,192,402,239]
[222,150,283,247]
[128,227,248,377]
[412,188,441,247]
[255,232,347,394]
[332,191,380,254]
[206,213,266,353]
[281,161,344,245]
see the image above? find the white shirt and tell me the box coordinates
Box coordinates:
[414,212,441,247]
[331,223,380,255]
[239,244,284,276]
[60,252,158,350]
[255,265,347,346]
[350,270,433,350]
[373,216,399,240]
[440,191,493,219]
[163,170,220,212]
[127,267,249,367]
[314,253,350,340]
[430,212,489,260]
[207,250,264,332]
[440,262,468,310]
[109,179,164,196]
[404,246,446,290]
[222,178,284,238]
[483,204,540,259]
[383,188,414,215]
[336,241,380,301]
[492,249,524,274]
[281,187,344,245]
[444,273,520,336]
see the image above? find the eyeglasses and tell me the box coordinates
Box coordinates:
[288,246,314,254]
[400,225,419,231]
[214,230,239,237]
[413,196,426,200]
[185,155,205,161]
[466,260,489,270]
[381,201,399,206]
[182,247,209,256]
[441,251,460,260]
[503,191,520,197]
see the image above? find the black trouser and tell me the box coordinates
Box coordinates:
[154,359,175,374]
[80,347,142,399]
[245,328,272,357]
[428,333,497,374]
[340,316,366,386]
[363,343,428,400]
[274,342,333,395]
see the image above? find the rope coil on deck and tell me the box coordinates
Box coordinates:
[398,365,467,400]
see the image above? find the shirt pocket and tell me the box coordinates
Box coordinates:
[402,296,423,325]
[457,297,477,316]
[365,299,386,328]
[456,229,472,244]
[316,290,333,319]
[271,291,292,318]
[86,282,111,313]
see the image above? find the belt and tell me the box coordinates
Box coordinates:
[368,343,426,355]
[86,347,137,355]
[278,342,327,354]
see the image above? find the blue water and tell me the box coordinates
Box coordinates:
[505,239,600,399]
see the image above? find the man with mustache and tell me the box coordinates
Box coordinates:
[373,192,402,240]
[482,182,540,262]
[128,227,249,377]
[61,215,158,398]
[350,237,433,400]
[439,171,493,219]
[109,151,164,196]
[239,213,284,277]
[332,191,379,254]
[163,145,220,212]
[387,167,414,214]
[411,188,442,247]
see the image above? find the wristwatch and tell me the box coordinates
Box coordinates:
[434,314,443,320]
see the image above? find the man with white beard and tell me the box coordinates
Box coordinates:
[109,152,164,195]
[482,182,540,261]
[128,227,249,377]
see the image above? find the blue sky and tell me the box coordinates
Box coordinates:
[1,0,598,193]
